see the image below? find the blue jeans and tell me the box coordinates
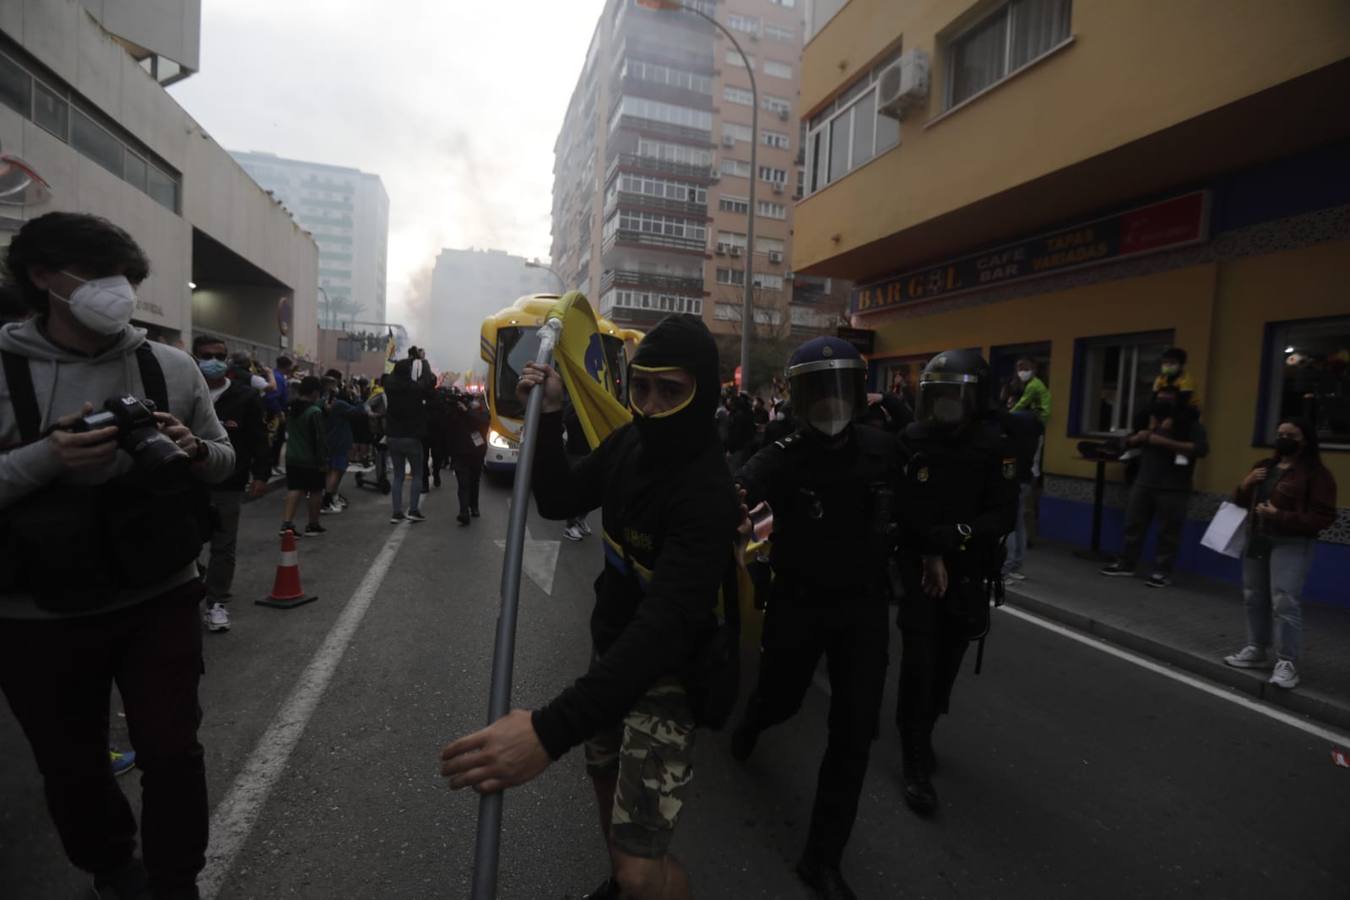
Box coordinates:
[1003,482,1033,576]
[1242,538,1315,661]
[387,437,424,516]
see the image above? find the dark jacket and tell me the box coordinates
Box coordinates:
[735,423,899,591]
[446,398,489,461]
[1234,458,1337,538]
[285,400,328,468]
[1001,409,1044,484]
[212,380,272,491]
[382,372,430,439]
[1135,420,1209,491]
[528,413,738,760]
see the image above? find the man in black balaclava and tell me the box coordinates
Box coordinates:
[440,315,737,900]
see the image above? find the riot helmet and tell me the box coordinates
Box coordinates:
[786,336,867,438]
[915,349,992,432]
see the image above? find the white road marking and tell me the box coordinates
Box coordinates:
[199,517,415,899]
[494,523,561,596]
[997,604,1350,747]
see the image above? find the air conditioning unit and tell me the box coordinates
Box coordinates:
[709,172,721,183]
[776,107,789,121]
[722,134,737,147]
[768,251,783,264]
[729,245,742,257]
[877,49,929,120]
[772,182,784,195]
[715,243,727,256]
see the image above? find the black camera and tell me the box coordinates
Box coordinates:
[71,396,190,472]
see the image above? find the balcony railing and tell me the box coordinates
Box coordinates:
[606,153,715,184]
[605,190,709,220]
[602,229,707,256]
[609,114,712,147]
[600,269,707,296]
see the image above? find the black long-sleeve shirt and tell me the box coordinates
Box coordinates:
[528,411,737,759]
[213,380,272,491]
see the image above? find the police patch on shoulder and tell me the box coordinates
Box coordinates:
[774,432,803,451]
[1002,457,1017,480]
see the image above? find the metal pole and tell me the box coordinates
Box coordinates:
[674,3,758,394]
[469,316,562,900]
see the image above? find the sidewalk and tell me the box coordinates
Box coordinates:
[1002,540,1350,734]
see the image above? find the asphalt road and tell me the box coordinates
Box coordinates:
[2,474,1347,899]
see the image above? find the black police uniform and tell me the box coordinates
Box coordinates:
[732,338,898,890]
[895,408,1018,813]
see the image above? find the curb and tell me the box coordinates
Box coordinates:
[1002,588,1350,736]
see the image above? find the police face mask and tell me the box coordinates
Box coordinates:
[51,272,137,335]
[917,381,977,432]
[805,396,854,437]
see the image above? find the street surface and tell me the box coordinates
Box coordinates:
[2,477,1347,899]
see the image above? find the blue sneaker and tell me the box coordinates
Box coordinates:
[110,748,136,777]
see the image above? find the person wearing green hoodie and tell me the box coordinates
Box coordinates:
[0,213,234,900]
[281,375,329,536]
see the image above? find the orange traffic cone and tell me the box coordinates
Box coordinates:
[256,530,318,609]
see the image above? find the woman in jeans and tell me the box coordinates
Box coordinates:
[1223,418,1337,688]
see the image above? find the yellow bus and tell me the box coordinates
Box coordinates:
[479,294,637,473]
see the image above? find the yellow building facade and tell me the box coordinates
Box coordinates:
[796,0,1350,604]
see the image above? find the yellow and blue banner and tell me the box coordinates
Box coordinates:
[548,292,631,448]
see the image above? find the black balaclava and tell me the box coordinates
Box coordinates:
[628,314,720,460]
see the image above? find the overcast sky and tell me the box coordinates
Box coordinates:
[170,0,606,350]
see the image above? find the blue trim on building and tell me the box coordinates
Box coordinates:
[1037,495,1348,608]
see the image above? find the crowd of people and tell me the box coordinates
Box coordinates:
[0,212,1339,900]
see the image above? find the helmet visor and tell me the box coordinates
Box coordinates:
[790,368,865,437]
[917,379,979,429]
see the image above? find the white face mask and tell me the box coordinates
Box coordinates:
[1017,369,1033,383]
[806,397,852,437]
[52,273,137,335]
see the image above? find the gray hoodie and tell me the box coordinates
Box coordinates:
[0,317,234,619]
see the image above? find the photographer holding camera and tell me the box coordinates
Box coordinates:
[0,213,234,900]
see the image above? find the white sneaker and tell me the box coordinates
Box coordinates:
[1223,645,1268,669]
[320,501,343,515]
[204,602,231,633]
[563,525,584,542]
[336,494,350,509]
[1269,659,1299,689]
[578,519,592,537]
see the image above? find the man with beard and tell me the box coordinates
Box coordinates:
[439,315,737,900]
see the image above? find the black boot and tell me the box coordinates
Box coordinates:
[729,714,761,762]
[901,722,937,817]
[796,855,858,900]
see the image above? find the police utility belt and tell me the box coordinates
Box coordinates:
[0,344,211,613]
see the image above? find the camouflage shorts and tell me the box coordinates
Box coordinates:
[584,677,696,858]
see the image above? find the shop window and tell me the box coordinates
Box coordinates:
[1263,316,1350,448]
[991,341,1051,410]
[1074,331,1172,435]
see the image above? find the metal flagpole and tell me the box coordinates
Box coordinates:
[469,316,562,900]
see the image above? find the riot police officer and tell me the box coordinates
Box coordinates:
[895,349,1018,816]
[730,336,898,900]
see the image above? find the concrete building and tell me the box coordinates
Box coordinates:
[796,0,1350,604]
[428,247,558,375]
[550,0,847,384]
[0,0,319,363]
[232,151,390,329]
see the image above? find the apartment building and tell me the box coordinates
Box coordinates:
[797,0,1350,603]
[551,0,846,380]
[233,151,390,328]
[0,0,319,362]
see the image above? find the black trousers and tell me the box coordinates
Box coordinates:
[741,587,889,867]
[0,581,208,898]
[1121,484,1188,576]
[895,562,971,732]
[453,456,483,514]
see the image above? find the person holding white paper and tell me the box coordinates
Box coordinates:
[1223,419,1337,689]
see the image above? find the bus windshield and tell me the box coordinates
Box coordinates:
[495,325,539,421]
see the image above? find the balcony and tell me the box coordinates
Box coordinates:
[602,229,707,257]
[600,269,707,296]
[609,114,712,147]
[605,190,709,220]
[606,153,715,185]
[613,75,715,114]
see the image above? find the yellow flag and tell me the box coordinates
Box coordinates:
[548,292,631,448]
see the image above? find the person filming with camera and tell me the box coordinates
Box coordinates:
[0,213,234,900]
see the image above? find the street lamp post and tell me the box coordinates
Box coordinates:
[316,285,332,330]
[525,258,567,294]
[640,0,758,393]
